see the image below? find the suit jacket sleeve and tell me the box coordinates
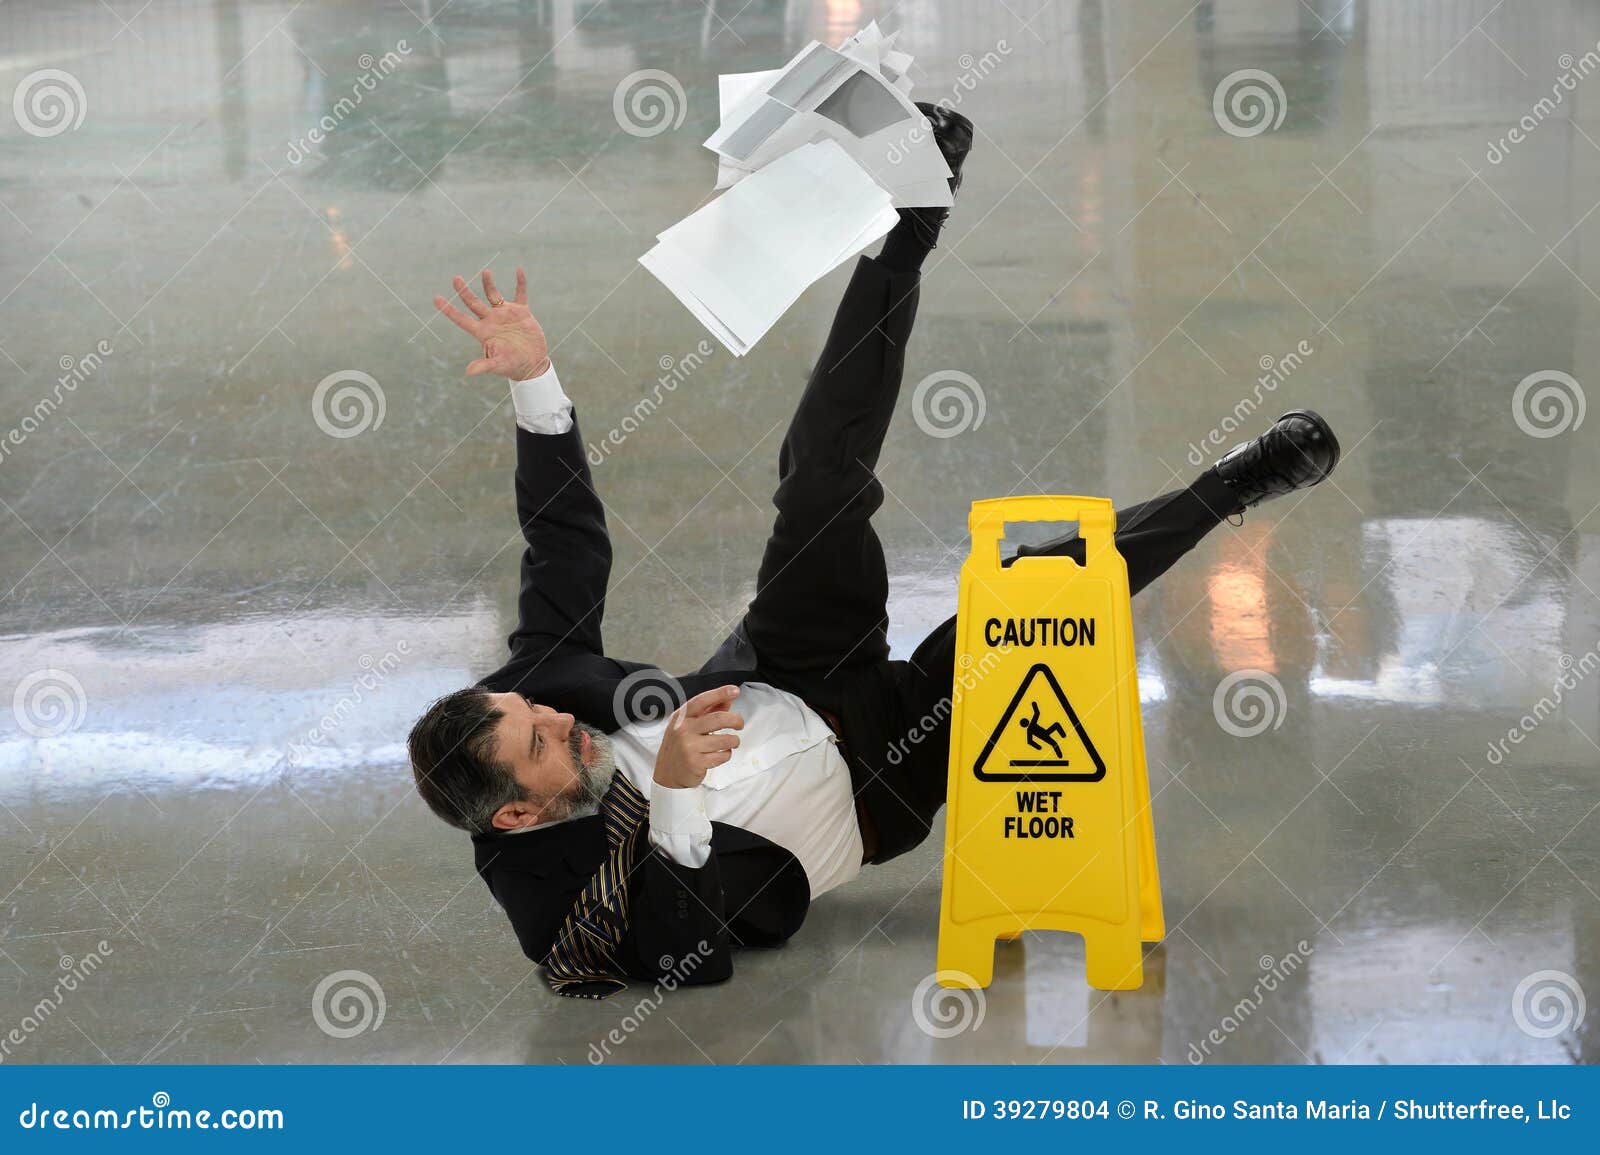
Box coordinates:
[506,414,611,663]
[613,828,811,988]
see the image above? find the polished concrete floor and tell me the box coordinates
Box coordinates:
[2,0,1597,1065]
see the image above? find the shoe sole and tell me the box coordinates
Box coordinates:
[1277,408,1341,482]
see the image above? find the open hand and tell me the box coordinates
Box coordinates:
[653,686,744,790]
[433,267,550,380]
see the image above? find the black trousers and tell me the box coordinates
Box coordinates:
[740,256,1236,863]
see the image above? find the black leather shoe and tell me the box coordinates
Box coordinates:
[1213,409,1341,511]
[918,102,974,193]
[895,102,974,248]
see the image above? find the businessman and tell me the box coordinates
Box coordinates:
[408,108,1341,998]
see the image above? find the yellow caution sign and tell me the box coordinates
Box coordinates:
[937,496,1163,991]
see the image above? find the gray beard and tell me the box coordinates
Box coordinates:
[545,722,617,822]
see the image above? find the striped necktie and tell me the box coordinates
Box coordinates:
[542,773,650,999]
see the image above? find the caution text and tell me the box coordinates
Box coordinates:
[984,616,1096,648]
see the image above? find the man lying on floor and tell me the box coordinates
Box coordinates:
[408,108,1342,998]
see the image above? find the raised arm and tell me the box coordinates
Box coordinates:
[434,268,612,662]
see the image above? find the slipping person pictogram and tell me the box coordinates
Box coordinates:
[974,663,1105,781]
[406,104,1344,998]
[1019,701,1067,761]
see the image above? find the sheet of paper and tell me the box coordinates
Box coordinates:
[704,43,856,158]
[642,24,948,353]
[703,26,951,208]
[639,140,898,356]
[715,69,779,190]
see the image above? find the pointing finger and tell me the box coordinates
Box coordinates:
[514,266,528,306]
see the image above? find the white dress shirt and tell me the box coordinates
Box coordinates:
[511,365,864,897]
[510,363,575,434]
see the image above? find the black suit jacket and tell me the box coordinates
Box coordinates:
[473,414,811,988]
[473,817,809,986]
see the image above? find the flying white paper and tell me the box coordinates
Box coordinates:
[706,22,952,209]
[639,140,899,357]
[639,23,949,355]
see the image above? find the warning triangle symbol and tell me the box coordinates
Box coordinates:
[973,663,1107,783]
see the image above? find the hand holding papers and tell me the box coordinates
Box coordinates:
[638,23,952,356]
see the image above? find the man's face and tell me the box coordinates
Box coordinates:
[484,693,614,830]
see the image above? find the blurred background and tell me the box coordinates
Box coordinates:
[0,0,1596,1064]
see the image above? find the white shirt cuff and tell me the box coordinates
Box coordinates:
[509,362,573,434]
[648,782,712,869]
